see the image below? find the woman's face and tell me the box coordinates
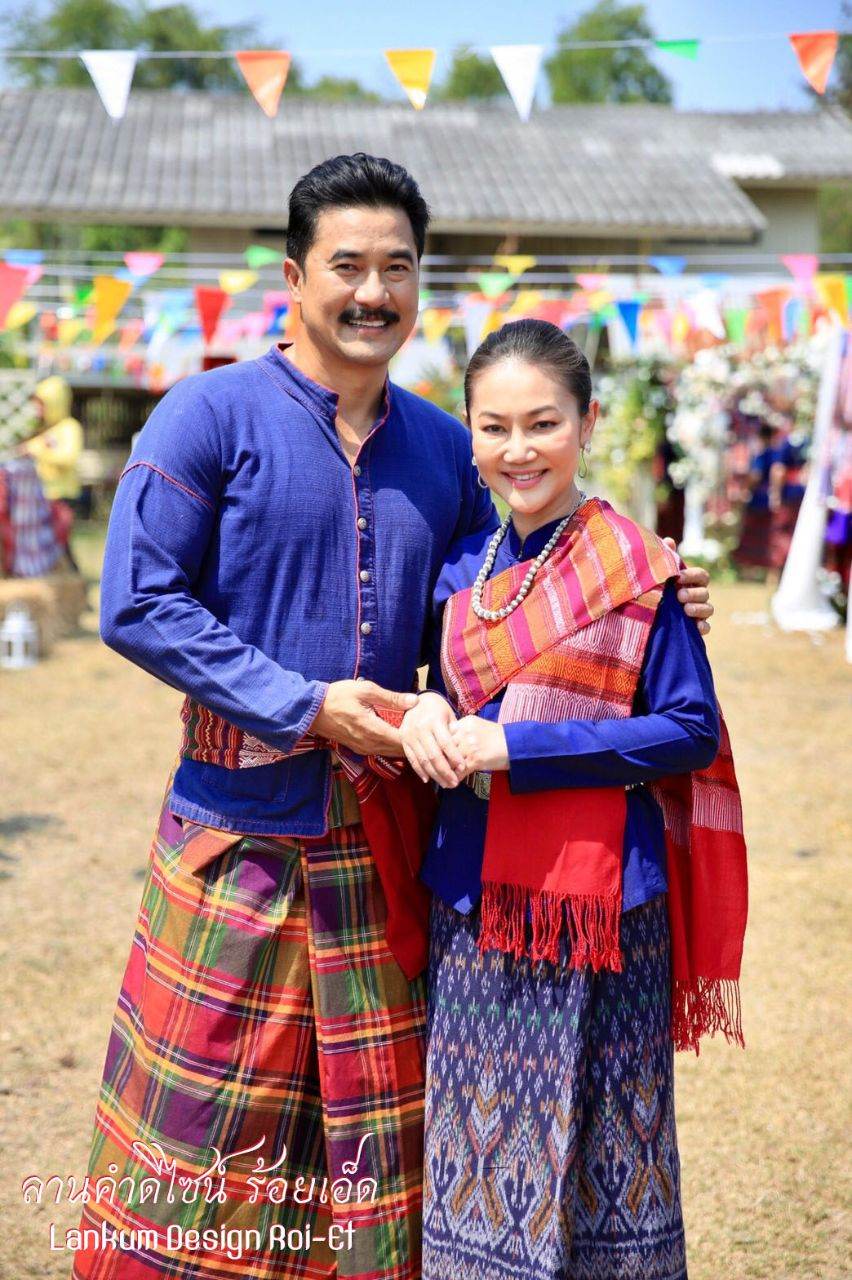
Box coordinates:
[468,357,598,532]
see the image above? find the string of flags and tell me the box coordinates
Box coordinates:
[2,245,850,368]
[1,29,841,121]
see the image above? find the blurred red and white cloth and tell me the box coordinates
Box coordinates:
[0,456,63,577]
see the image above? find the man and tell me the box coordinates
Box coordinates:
[73,153,712,1280]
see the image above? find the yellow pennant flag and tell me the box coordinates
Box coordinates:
[814,272,848,321]
[421,308,454,346]
[506,288,543,317]
[587,288,613,312]
[93,274,133,345]
[219,270,258,295]
[4,301,37,330]
[481,308,504,340]
[384,49,436,110]
[58,318,86,345]
[672,310,691,346]
[493,254,538,277]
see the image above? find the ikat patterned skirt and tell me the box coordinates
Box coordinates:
[422,892,687,1280]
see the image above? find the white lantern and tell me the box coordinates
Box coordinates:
[0,605,40,669]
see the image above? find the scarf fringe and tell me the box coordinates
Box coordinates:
[672,977,744,1055]
[479,882,623,973]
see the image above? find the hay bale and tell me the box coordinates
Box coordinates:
[0,569,88,655]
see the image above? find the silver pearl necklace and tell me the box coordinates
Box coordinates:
[472,492,587,622]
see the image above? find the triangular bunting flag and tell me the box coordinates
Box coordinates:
[92,274,133,344]
[655,39,700,61]
[245,245,283,269]
[124,252,164,278]
[5,301,37,330]
[219,270,258,295]
[421,308,454,346]
[789,31,838,95]
[477,271,514,299]
[689,288,727,339]
[58,318,86,345]
[235,51,292,119]
[723,305,748,346]
[0,263,32,328]
[384,49,436,110]
[489,45,543,122]
[4,249,42,266]
[506,289,543,317]
[195,286,231,344]
[461,297,494,357]
[814,272,848,321]
[782,297,803,343]
[493,254,538,276]
[649,255,686,276]
[616,299,641,347]
[780,253,818,286]
[81,50,137,120]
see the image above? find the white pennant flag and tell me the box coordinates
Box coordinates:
[461,298,493,357]
[688,288,726,340]
[490,45,543,122]
[81,50,138,120]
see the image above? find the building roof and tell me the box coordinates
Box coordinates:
[0,90,850,240]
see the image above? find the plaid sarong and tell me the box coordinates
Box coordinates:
[0,456,62,577]
[72,775,427,1280]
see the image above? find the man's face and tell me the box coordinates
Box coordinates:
[284,205,420,370]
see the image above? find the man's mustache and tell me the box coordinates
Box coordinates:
[339,308,400,325]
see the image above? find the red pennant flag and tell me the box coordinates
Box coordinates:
[789,31,838,95]
[235,51,292,118]
[0,263,30,328]
[195,287,230,345]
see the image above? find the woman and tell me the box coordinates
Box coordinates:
[400,320,748,1280]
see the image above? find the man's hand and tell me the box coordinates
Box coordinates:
[449,716,509,774]
[400,692,467,787]
[311,680,418,757]
[662,536,714,636]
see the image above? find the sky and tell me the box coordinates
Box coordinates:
[172,0,847,111]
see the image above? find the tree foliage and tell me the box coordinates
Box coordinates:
[545,0,672,105]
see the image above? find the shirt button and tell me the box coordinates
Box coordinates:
[360,622,372,635]
[359,569,371,583]
[353,464,362,477]
[357,516,368,530]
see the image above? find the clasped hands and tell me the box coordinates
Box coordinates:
[309,680,504,787]
[399,692,507,787]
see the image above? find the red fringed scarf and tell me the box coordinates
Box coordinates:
[441,497,748,1053]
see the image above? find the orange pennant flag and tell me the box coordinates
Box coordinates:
[789,31,838,95]
[236,51,292,118]
[384,49,436,110]
[92,274,133,346]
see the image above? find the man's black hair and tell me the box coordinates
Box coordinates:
[286,152,430,266]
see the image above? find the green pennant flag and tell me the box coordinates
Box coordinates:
[477,272,514,299]
[655,39,700,61]
[797,301,813,338]
[724,306,748,345]
[74,283,94,309]
[245,245,283,269]
[845,275,852,312]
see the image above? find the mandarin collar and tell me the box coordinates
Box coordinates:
[266,341,391,426]
[506,513,568,562]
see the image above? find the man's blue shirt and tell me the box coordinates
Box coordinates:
[100,343,496,835]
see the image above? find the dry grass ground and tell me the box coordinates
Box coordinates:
[1,528,849,1278]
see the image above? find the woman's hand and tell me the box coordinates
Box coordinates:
[663,537,714,635]
[400,692,468,787]
[449,716,510,774]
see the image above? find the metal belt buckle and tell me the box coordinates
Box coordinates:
[466,770,492,801]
